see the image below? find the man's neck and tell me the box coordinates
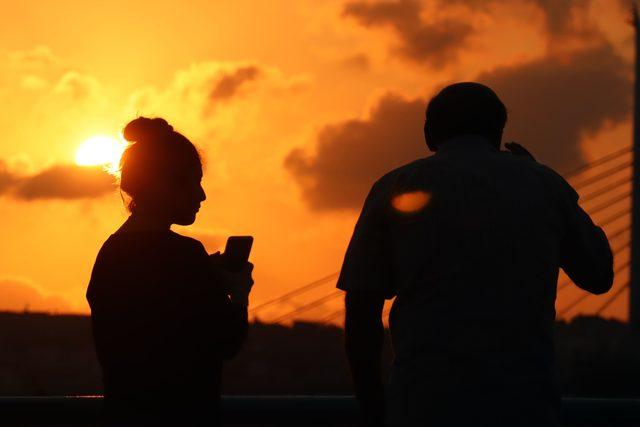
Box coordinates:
[437,135,499,153]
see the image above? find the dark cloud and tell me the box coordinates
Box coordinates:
[8,164,116,200]
[286,44,630,211]
[478,44,631,170]
[0,161,19,193]
[285,93,427,210]
[0,278,71,313]
[343,0,473,67]
[529,0,591,36]
[447,0,592,37]
[344,0,604,66]
[210,66,262,101]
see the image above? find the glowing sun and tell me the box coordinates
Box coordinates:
[75,135,126,173]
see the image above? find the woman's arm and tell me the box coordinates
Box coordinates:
[210,255,254,359]
[219,300,249,359]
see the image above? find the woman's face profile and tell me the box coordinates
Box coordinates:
[140,164,206,226]
[166,166,206,226]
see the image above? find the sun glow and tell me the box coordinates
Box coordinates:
[75,135,126,173]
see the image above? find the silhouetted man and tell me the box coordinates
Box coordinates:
[338,82,614,426]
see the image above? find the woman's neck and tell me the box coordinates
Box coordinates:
[119,212,172,233]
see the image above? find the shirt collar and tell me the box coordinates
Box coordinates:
[436,135,499,155]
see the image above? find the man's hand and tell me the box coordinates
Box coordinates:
[210,252,254,305]
[504,141,536,161]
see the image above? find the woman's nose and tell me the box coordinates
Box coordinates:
[199,185,206,202]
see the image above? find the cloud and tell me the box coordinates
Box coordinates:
[209,65,262,101]
[285,92,427,210]
[5,47,106,105]
[445,0,592,37]
[0,161,19,193]
[20,74,49,91]
[478,44,631,169]
[53,71,103,103]
[8,45,59,70]
[342,53,371,71]
[127,61,309,140]
[1,164,116,201]
[343,0,473,67]
[528,0,591,36]
[0,278,72,313]
[342,0,608,67]
[285,44,630,211]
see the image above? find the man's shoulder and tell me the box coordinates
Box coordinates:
[518,157,573,189]
[497,153,578,201]
[494,149,559,174]
[372,157,433,190]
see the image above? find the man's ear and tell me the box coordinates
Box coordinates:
[424,123,438,152]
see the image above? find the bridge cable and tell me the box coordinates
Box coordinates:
[596,207,630,228]
[249,272,339,314]
[594,281,630,316]
[563,146,631,179]
[587,191,631,217]
[580,176,632,205]
[558,261,630,317]
[558,240,629,291]
[271,290,343,323]
[571,161,632,191]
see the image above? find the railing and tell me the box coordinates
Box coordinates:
[1,396,640,426]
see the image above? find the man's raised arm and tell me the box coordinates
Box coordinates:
[559,181,614,295]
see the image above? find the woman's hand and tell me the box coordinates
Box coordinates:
[210,252,254,305]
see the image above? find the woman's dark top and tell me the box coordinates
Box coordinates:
[86,229,247,424]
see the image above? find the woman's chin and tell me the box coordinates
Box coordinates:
[174,213,197,226]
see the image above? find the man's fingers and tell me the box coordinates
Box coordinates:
[505,142,522,152]
[506,141,527,154]
[505,141,535,160]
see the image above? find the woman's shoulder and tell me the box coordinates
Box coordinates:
[105,229,207,252]
[90,231,209,280]
[167,230,208,254]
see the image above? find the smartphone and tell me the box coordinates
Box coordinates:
[223,236,254,272]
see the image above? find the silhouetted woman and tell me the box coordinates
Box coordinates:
[86,117,253,426]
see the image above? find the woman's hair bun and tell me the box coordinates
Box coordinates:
[123,117,174,143]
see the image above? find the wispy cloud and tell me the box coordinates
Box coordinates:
[0,163,116,201]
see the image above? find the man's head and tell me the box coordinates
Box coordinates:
[424,82,507,152]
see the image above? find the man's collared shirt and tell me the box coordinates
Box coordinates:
[337,136,612,426]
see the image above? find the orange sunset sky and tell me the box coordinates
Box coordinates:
[0,0,634,322]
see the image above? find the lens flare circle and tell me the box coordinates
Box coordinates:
[75,135,126,173]
[391,191,431,213]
